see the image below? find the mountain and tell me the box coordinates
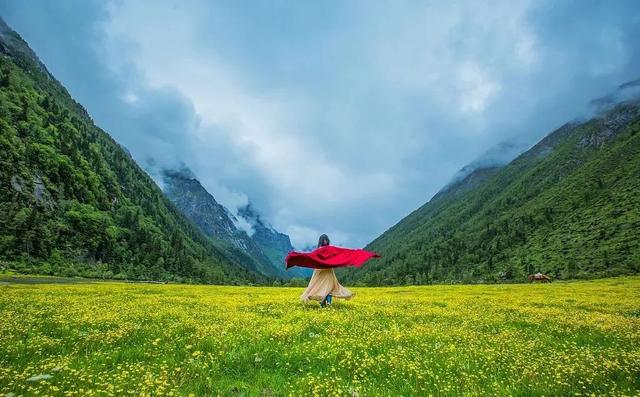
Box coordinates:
[162,168,282,277]
[341,83,640,285]
[162,168,308,278]
[0,17,267,284]
[238,203,310,278]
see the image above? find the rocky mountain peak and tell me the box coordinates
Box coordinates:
[161,167,307,278]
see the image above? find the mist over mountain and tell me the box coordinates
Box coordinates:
[0,17,266,284]
[162,166,308,278]
[341,81,640,285]
[444,79,640,198]
[585,78,640,119]
[2,1,638,250]
[443,140,530,192]
[238,203,311,278]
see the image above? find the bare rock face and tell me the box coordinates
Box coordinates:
[33,175,46,202]
[10,175,23,193]
[161,168,298,278]
[9,174,53,209]
[162,169,241,244]
[580,102,640,148]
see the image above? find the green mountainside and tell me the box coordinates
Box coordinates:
[0,17,268,284]
[342,92,640,285]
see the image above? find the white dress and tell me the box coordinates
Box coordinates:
[300,268,353,303]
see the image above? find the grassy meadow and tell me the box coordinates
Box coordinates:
[1,277,639,397]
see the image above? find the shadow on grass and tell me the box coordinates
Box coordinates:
[0,275,94,284]
[300,301,356,312]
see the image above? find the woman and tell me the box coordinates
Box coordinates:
[300,234,354,307]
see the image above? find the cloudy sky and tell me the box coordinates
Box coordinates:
[2,1,639,248]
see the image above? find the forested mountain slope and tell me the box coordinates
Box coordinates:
[342,88,640,285]
[0,17,267,284]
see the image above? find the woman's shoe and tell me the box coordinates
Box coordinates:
[320,294,332,307]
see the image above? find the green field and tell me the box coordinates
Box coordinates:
[1,277,639,396]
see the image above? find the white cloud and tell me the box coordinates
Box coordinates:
[456,62,502,114]
[101,0,397,247]
[96,0,639,248]
[122,90,138,104]
[515,34,539,67]
[4,0,637,249]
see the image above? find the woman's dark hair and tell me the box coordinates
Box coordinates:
[317,234,330,248]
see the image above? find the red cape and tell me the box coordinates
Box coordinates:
[285,245,380,270]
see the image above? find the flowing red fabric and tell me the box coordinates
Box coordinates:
[285,245,381,270]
